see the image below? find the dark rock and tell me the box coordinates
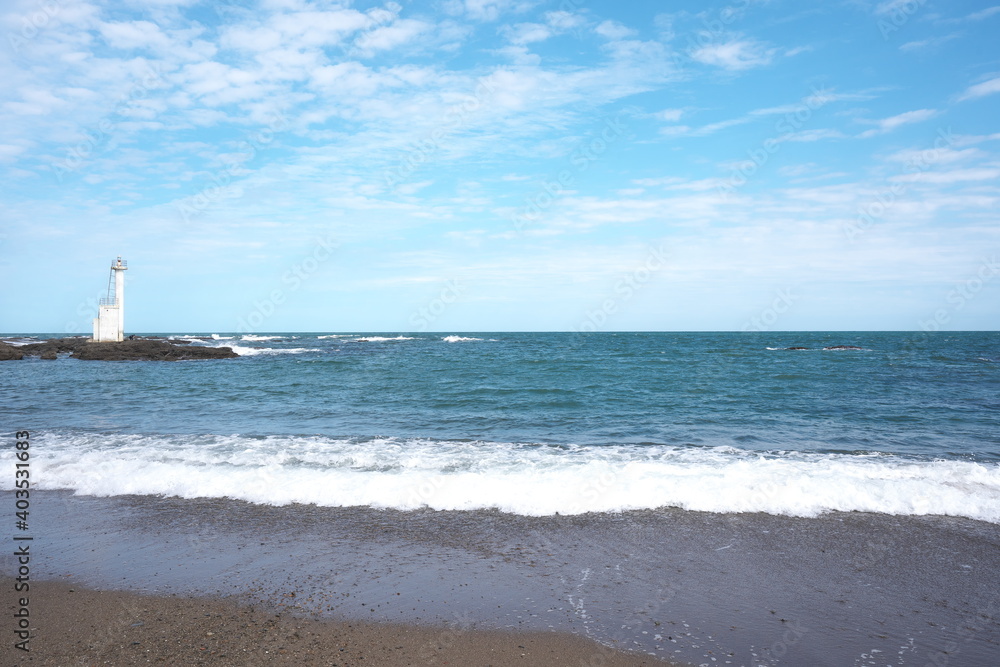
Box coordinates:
[0,343,24,360]
[7,337,239,361]
[786,347,810,350]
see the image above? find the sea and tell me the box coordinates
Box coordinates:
[3,331,1000,665]
[3,331,999,521]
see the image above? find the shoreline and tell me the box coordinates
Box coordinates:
[3,580,673,666]
[5,491,999,665]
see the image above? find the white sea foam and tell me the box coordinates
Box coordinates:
[6,433,999,523]
[240,335,284,341]
[355,336,414,342]
[1,337,39,346]
[226,345,321,356]
[211,334,233,340]
[442,336,483,342]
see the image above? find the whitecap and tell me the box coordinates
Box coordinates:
[8,433,1000,523]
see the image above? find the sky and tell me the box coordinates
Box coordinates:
[1,0,998,333]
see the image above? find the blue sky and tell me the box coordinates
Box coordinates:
[1,0,998,333]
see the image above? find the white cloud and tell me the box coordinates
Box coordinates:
[688,116,752,136]
[660,125,692,137]
[783,129,844,142]
[222,9,373,52]
[875,0,918,15]
[891,167,1000,184]
[689,39,776,71]
[886,147,981,164]
[544,11,586,32]
[965,6,1000,20]
[355,19,433,54]
[501,22,551,45]
[951,132,1000,147]
[99,20,173,51]
[899,33,959,51]
[594,20,635,40]
[858,109,938,137]
[501,11,588,45]
[656,108,684,122]
[784,46,812,58]
[0,143,30,162]
[443,0,536,22]
[958,76,1000,102]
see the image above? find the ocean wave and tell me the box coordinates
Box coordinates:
[240,335,284,341]
[442,336,483,343]
[226,345,321,356]
[6,433,999,523]
[355,336,414,342]
[1,337,40,346]
[211,334,234,340]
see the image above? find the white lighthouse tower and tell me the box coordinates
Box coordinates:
[92,256,128,342]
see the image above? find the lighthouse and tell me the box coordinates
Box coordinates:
[92,256,128,342]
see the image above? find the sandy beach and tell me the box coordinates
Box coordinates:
[3,490,999,666]
[3,580,672,666]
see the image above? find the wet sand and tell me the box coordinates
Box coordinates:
[3,490,999,665]
[2,580,670,666]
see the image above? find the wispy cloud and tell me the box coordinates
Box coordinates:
[594,20,635,40]
[858,109,938,137]
[966,5,1000,20]
[689,38,776,71]
[442,0,537,22]
[875,0,919,15]
[900,33,959,51]
[958,76,1000,102]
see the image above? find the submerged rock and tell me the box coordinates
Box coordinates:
[1,337,238,361]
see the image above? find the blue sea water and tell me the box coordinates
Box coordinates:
[3,331,999,521]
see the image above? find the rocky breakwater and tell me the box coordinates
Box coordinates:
[0,337,239,361]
